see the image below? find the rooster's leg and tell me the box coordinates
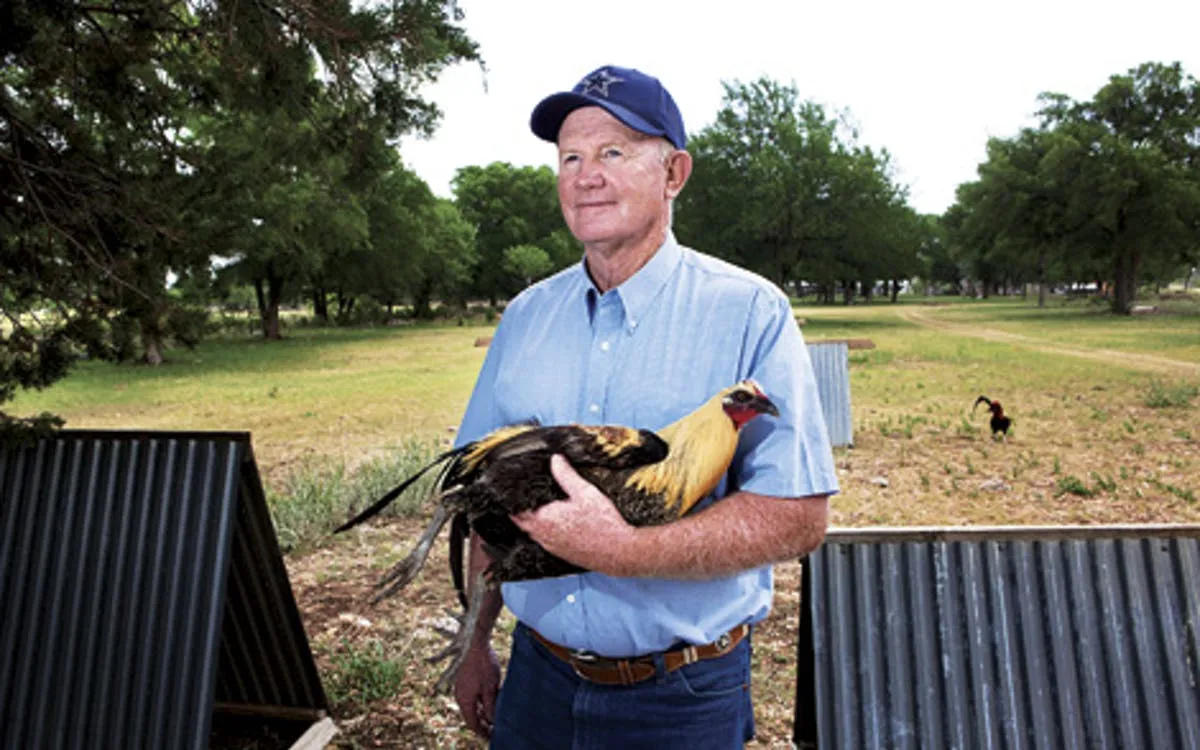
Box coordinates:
[371,503,450,603]
[429,571,487,694]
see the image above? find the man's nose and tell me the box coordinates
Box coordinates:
[574,158,604,187]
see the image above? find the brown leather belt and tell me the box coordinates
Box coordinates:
[529,624,750,686]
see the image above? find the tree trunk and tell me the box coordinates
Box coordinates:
[254,278,270,338]
[890,279,899,303]
[1036,251,1047,308]
[140,317,164,366]
[1111,207,1138,315]
[263,273,284,340]
[336,290,355,321]
[413,281,434,319]
[312,287,329,322]
[1112,246,1139,315]
[842,280,853,305]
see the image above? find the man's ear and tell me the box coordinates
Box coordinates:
[664,150,693,199]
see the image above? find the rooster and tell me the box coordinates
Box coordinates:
[973,395,1011,437]
[334,380,779,691]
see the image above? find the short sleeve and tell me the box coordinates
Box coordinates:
[731,289,840,499]
[453,312,516,448]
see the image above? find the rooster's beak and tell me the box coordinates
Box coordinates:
[753,395,780,417]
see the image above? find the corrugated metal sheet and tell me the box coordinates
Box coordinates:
[795,525,1200,750]
[214,440,328,716]
[0,430,328,750]
[807,341,853,447]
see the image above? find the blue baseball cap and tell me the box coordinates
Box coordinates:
[530,65,687,149]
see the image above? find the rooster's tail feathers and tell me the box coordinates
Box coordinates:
[333,444,466,534]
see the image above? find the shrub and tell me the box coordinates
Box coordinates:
[266,438,444,552]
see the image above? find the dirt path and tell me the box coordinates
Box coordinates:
[896,306,1200,376]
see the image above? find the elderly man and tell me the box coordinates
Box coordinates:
[451,65,838,748]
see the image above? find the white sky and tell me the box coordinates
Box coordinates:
[397,0,1200,216]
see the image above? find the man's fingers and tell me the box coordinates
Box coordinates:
[549,453,589,496]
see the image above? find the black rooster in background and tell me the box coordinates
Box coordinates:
[973,395,1012,437]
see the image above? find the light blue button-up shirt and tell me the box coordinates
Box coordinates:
[455,233,839,657]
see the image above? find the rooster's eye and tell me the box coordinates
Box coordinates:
[733,391,752,403]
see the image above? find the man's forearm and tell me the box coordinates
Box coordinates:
[467,532,504,646]
[605,491,828,579]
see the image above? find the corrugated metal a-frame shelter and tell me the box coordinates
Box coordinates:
[0,430,335,750]
[794,525,1200,749]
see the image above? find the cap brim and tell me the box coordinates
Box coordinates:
[530,92,667,145]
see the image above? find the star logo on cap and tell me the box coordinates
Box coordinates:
[579,69,624,98]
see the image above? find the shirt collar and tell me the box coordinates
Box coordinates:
[579,233,682,330]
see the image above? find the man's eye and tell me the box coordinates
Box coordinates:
[602,148,622,159]
[561,154,579,165]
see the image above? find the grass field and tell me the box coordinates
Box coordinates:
[10,296,1200,748]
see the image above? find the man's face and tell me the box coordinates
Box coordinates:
[556,107,672,249]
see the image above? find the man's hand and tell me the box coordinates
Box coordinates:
[511,454,638,575]
[514,454,829,581]
[453,639,501,739]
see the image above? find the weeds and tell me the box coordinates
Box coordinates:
[877,413,928,439]
[957,417,979,438]
[267,438,444,553]
[1056,475,1096,498]
[1090,472,1117,493]
[322,638,407,712]
[1143,380,1199,408]
[1150,478,1197,504]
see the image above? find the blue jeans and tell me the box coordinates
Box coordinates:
[490,623,756,749]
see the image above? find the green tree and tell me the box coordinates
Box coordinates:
[1042,63,1200,313]
[949,62,1200,313]
[676,77,918,300]
[452,162,571,304]
[503,244,555,286]
[403,198,478,319]
[2,0,479,425]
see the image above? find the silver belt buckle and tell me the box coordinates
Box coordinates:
[715,631,732,651]
[570,649,599,664]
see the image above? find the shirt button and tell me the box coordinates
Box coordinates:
[567,594,576,604]
[600,341,610,352]
[589,404,600,414]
